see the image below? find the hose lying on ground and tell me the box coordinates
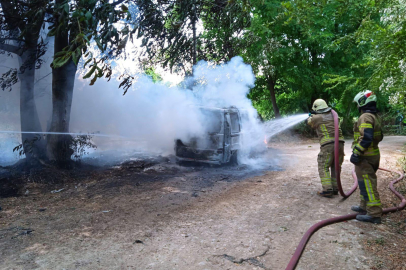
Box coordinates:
[285,169,405,270]
[285,109,406,270]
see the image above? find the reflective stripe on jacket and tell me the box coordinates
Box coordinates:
[352,112,383,156]
[307,112,344,146]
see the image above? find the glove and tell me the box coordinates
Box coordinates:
[350,153,361,165]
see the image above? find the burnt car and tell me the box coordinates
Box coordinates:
[175,106,243,165]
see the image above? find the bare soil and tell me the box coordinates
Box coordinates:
[0,136,405,270]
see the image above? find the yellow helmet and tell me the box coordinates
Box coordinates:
[312,99,330,112]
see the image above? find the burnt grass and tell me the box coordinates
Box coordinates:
[0,160,100,197]
[0,154,282,199]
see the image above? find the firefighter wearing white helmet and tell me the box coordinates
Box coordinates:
[350,90,383,224]
[306,99,345,198]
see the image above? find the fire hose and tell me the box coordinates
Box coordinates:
[285,109,406,270]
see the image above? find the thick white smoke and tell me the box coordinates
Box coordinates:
[69,56,265,161]
[1,55,291,166]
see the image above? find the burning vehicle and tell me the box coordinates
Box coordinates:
[175,106,243,165]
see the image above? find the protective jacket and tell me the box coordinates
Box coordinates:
[352,112,383,156]
[307,110,345,193]
[307,112,344,146]
[352,110,383,217]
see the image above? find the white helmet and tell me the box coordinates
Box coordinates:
[353,90,377,108]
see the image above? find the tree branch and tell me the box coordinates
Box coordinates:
[0,43,21,55]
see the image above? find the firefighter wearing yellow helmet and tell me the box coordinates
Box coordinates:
[306,99,345,198]
[350,90,383,224]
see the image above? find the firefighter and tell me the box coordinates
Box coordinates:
[306,99,345,198]
[350,90,383,224]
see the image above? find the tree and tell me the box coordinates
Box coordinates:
[133,0,250,75]
[0,0,50,161]
[46,0,132,166]
[243,0,377,121]
[2,0,133,167]
[198,0,251,63]
[355,0,406,110]
[242,0,312,118]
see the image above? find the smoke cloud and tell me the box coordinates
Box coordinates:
[1,55,305,167]
[69,56,264,160]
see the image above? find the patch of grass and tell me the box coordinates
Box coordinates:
[367,237,385,246]
[374,259,385,270]
[375,238,385,245]
[386,219,406,235]
[398,156,406,171]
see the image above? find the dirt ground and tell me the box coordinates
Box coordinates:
[0,136,405,270]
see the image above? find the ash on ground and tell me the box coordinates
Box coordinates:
[0,147,283,198]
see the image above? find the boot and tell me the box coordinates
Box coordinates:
[356,214,381,224]
[317,191,333,198]
[351,205,366,213]
[333,190,339,195]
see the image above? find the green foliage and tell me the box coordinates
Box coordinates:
[49,0,132,86]
[0,0,50,88]
[144,67,162,83]
[242,0,379,120]
[3,0,406,139]
[134,0,250,74]
[236,0,405,129]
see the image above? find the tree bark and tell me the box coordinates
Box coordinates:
[46,0,77,166]
[18,48,46,160]
[267,76,281,118]
[0,0,47,161]
[46,60,77,165]
[192,0,197,66]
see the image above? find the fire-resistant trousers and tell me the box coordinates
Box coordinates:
[317,142,344,192]
[355,154,382,217]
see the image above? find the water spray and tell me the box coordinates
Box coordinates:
[263,114,308,139]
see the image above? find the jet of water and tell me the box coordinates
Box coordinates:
[264,114,308,138]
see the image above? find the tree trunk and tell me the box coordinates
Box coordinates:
[267,77,280,118]
[46,60,77,166]
[18,48,46,160]
[192,0,197,66]
[0,0,47,164]
[46,0,77,166]
[192,18,197,66]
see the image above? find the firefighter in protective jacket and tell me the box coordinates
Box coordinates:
[350,90,383,224]
[306,99,345,198]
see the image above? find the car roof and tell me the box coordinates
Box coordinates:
[193,105,240,112]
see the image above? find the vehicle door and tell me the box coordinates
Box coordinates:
[229,112,241,151]
[223,112,231,163]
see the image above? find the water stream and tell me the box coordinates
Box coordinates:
[264,113,308,138]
